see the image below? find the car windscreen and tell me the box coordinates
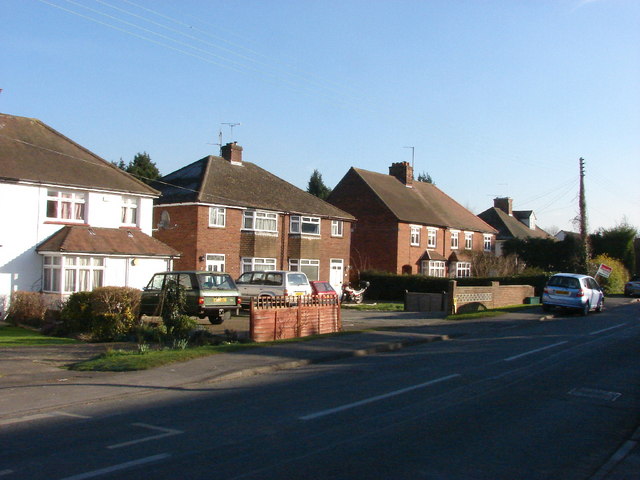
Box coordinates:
[547,276,580,289]
[198,274,236,290]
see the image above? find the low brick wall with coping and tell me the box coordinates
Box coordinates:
[448,280,535,314]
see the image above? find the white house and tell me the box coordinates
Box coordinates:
[0,113,179,317]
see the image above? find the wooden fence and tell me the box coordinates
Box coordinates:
[250,295,341,342]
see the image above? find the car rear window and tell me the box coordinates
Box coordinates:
[288,273,309,286]
[198,274,235,290]
[547,276,580,289]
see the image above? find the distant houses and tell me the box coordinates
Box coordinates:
[327,161,497,277]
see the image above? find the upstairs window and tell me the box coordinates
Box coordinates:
[46,190,85,222]
[291,216,320,235]
[410,226,421,246]
[450,230,459,249]
[427,228,437,248]
[243,210,278,233]
[484,234,492,251]
[209,207,226,228]
[121,197,138,226]
[465,232,473,250]
[331,220,343,237]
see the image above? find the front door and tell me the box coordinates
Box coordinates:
[329,259,344,292]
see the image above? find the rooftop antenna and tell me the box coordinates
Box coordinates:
[403,146,415,169]
[207,128,223,155]
[222,122,241,143]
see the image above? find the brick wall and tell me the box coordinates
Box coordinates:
[448,280,535,314]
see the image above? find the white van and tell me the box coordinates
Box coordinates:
[235,270,312,306]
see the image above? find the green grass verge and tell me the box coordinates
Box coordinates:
[69,331,359,372]
[70,343,261,372]
[341,302,404,311]
[446,304,537,320]
[0,325,79,346]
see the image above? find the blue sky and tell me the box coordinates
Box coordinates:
[2,0,638,233]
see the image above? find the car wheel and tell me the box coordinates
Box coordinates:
[581,302,590,316]
[542,303,552,312]
[208,311,231,325]
[595,297,604,312]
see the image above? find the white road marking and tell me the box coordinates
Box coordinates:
[504,341,568,362]
[107,423,183,449]
[58,453,170,480]
[0,411,91,426]
[0,470,14,476]
[590,323,627,335]
[299,374,461,421]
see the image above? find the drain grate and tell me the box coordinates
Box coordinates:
[568,387,622,402]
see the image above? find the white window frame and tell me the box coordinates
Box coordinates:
[331,220,344,237]
[289,258,320,281]
[209,207,226,228]
[243,210,278,233]
[290,215,321,235]
[455,262,472,278]
[121,197,138,226]
[410,225,421,246]
[484,234,492,252]
[422,260,445,277]
[46,189,86,222]
[464,232,473,250]
[241,257,277,273]
[43,255,104,293]
[427,228,437,248]
[205,254,225,272]
[450,230,459,250]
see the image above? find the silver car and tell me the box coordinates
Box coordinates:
[541,273,604,316]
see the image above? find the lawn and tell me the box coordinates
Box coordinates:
[0,325,79,346]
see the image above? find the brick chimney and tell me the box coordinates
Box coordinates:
[389,161,413,187]
[494,197,513,216]
[221,142,243,165]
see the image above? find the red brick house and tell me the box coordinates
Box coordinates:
[327,162,497,277]
[151,143,354,291]
[478,197,552,256]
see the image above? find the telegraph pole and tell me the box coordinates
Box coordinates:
[578,157,589,272]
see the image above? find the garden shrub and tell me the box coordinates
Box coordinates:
[588,254,628,294]
[90,312,138,342]
[60,291,94,334]
[164,314,197,340]
[6,291,48,328]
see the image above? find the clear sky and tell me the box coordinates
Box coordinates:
[2,0,638,234]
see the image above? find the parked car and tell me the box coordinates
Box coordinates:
[310,280,339,298]
[140,271,241,324]
[624,275,640,297]
[235,270,312,307]
[541,273,604,316]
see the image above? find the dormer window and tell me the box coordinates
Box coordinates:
[46,190,85,222]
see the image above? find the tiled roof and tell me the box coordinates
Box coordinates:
[348,168,496,233]
[0,113,158,196]
[37,226,181,257]
[478,207,551,241]
[152,155,354,220]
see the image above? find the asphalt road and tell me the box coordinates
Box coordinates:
[2,301,639,479]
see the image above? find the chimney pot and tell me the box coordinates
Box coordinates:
[389,161,413,187]
[221,142,243,165]
[494,197,513,216]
